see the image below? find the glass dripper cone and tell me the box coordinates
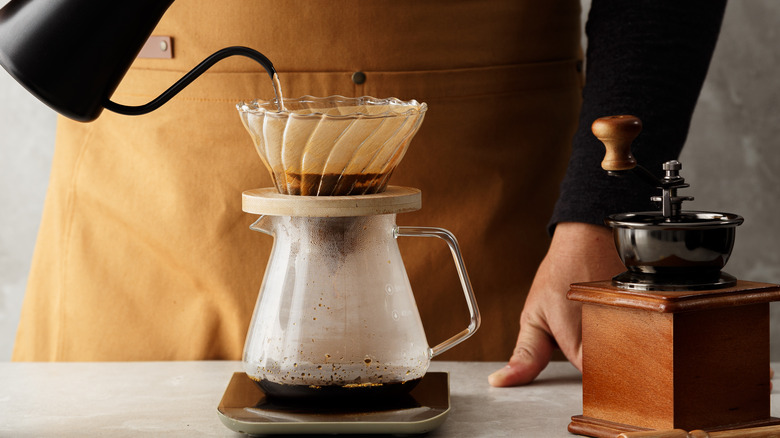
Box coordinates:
[237,95,427,196]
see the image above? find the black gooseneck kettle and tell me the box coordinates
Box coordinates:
[0,0,275,122]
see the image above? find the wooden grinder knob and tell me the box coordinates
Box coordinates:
[592,115,642,171]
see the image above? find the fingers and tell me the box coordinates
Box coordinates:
[489,223,623,387]
[488,321,554,387]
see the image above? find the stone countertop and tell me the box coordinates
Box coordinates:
[0,360,582,437]
[1,360,776,437]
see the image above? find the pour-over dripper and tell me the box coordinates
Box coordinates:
[237,95,427,196]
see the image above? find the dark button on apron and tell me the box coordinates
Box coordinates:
[351,71,366,84]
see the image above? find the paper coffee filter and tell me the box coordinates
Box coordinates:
[237,96,427,196]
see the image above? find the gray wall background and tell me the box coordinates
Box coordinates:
[1,1,779,361]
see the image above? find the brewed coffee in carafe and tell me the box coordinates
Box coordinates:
[244,214,429,400]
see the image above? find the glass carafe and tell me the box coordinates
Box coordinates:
[242,192,479,400]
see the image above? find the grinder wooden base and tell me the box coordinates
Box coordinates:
[567,280,780,438]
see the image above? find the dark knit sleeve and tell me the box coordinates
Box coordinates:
[548,0,727,234]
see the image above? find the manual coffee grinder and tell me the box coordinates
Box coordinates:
[218,95,480,435]
[568,115,780,437]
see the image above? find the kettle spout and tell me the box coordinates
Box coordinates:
[249,215,274,235]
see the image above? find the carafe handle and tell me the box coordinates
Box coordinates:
[394,226,481,358]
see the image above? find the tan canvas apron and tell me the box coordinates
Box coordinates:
[13,0,583,361]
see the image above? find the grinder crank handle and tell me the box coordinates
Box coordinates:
[592,115,661,187]
[394,226,481,358]
[592,115,642,171]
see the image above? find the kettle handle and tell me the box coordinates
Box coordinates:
[394,226,481,358]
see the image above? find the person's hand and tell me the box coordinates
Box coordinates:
[488,222,625,387]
